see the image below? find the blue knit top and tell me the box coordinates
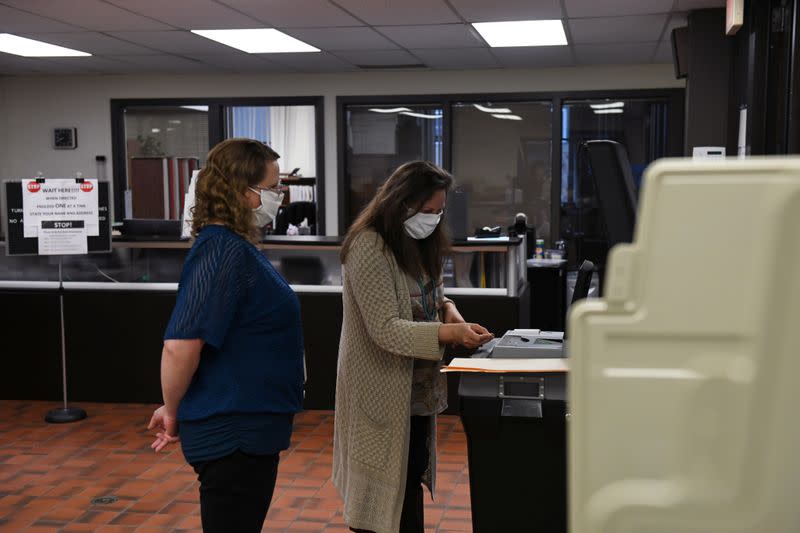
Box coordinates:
[164,225,304,464]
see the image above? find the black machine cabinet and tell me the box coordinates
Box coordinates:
[458,348,568,533]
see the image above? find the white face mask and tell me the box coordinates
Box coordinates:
[404,210,442,240]
[250,187,283,227]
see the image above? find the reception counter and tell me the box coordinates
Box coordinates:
[0,236,529,411]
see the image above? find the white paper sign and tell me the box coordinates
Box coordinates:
[37,220,88,255]
[22,179,99,238]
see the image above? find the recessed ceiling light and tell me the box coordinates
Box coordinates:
[400,111,441,120]
[191,29,319,53]
[492,114,523,120]
[368,107,412,114]
[0,33,90,57]
[181,105,209,112]
[474,104,512,114]
[471,20,567,47]
[593,109,624,115]
[151,128,161,133]
[590,102,625,110]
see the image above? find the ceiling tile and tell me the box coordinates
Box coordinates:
[17,32,158,56]
[216,0,362,27]
[44,56,142,74]
[410,48,499,69]
[108,31,235,55]
[492,46,574,68]
[574,42,659,64]
[375,24,483,49]
[0,56,94,74]
[653,40,673,63]
[568,15,668,44]
[565,0,674,18]
[334,49,421,66]
[105,0,263,30]
[0,0,173,31]
[675,0,725,9]
[187,53,292,72]
[448,0,562,22]
[284,27,398,51]
[0,54,50,74]
[331,0,460,25]
[106,54,223,72]
[0,5,83,33]
[266,51,359,72]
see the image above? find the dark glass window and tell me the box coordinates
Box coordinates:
[451,101,552,236]
[344,104,444,224]
[560,98,671,265]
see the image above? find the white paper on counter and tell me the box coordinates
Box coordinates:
[442,357,569,373]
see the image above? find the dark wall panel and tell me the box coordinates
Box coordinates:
[685,8,734,154]
[0,291,62,401]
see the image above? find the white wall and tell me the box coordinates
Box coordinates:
[0,64,683,235]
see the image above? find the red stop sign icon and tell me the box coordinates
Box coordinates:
[27,181,41,193]
[80,181,94,192]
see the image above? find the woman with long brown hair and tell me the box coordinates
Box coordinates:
[147,138,304,533]
[334,161,493,533]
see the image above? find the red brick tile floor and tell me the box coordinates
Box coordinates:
[0,402,473,532]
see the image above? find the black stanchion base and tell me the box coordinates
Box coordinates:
[45,407,87,424]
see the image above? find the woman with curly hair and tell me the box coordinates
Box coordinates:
[147,138,304,533]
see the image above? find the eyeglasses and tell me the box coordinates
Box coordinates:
[250,184,284,195]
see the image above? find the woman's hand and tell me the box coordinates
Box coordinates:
[439,323,494,350]
[442,301,465,324]
[148,405,179,453]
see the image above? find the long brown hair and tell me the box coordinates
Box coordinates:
[191,138,280,242]
[341,161,454,280]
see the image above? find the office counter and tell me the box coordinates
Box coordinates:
[0,236,529,410]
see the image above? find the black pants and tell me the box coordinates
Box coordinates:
[193,450,279,533]
[352,415,430,533]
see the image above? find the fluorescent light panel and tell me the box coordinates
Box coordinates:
[191,29,319,53]
[472,20,567,47]
[0,33,90,57]
[492,114,522,120]
[590,102,625,110]
[594,109,624,115]
[181,105,209,112]
[474,104,512,114]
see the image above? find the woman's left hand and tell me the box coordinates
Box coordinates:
[443,301,465,324]
[148,405,180,453]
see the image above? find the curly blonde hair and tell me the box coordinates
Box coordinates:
[191,138,280,242]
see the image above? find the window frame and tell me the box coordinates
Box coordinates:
[110,96,325,233]
[337,89,684,238]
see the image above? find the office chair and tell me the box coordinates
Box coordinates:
[563,259,595,340]
[571,260,595,305]
[274,201,317,235]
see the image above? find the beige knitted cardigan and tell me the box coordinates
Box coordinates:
[333,229,445,533]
